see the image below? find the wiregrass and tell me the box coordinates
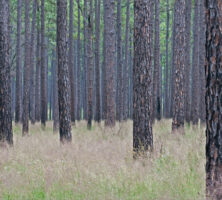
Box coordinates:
[0,120,205,200]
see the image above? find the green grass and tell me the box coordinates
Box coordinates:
[0,120,205,200]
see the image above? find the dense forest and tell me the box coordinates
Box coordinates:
[0,0,222,199]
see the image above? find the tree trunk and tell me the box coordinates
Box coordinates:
[184,0,192,123]
[68,0,75,124]
[15,0,23,124]
[172,0,186,132]
[104,0,115,127]
[30,0,37,124]
[22,0,31,135]
[57,0,72,142]
[41,0,47,127]
[153,0,161,121]
[205,1,222,198]
[164,0,169,118]
[0,0,13,144]
[95,0,101,123]
[191,0,200,125]
[133,0,153,153]
[199,0,205,124]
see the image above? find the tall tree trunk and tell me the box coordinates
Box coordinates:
[205,1,222,198]
[0,0,13,144]
[57,0,72,142]
[22,0,31,135]
[104,0,115,127]
[35,12,41,122]
[164,0,169,118]
[153,0,161,121]
[133,0,153,152]
[123,0,130,120]
[41,0,47,127]
[30,0,37,124]
[172,0,186,132]
[191,0,200,125]
[198,0,205,124]
[95,0,101,123]
[87,0,93,129]
[184,0,192,123]
[116,0,123,121]
[69,0,75,124]
[15,0,23,124]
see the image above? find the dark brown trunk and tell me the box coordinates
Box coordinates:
[172,0,186,132]
[133,0,153,153]
[0,0,13,144]
[57,0,72,142]
[205,1,222,198]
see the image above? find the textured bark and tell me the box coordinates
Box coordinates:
[22,0,31,135]
[105,0,116,127]
[95,0,101,122]
[184,0,192,123]
[30,0,37,124]
[133,0,153,152]
[0,0,13,144]
[205,0,222,198]
[172,0,186,132]
[87,0,93,129]
[123,0,130,120]
[35,14,41,122]
[15,0,23,123]
[68,0,75,124]
[57,0,72,142]
[191,0,200,125]
[199,0,206,124]
[116,0,123,121]
[153,0,161,121]
[41,0,47,127]
[164,0,169,118]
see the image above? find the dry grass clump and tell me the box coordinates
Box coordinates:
[0,120,205,200]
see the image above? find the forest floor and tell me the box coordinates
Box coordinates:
[0,120,205,200]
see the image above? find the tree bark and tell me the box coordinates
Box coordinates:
[104,0,116,127]
[133,0,153,152]
[57,0,72,142]
[15,0,23,124]
[191,0,200,125]
[205,1,222,198]
[172,0,186,132]
[0,0,13,144]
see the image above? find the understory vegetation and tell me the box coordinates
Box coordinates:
[0,120,205,200]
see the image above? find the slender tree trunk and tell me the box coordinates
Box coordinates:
[164,0,169,118]
[205,1,222,198]
[191,0,200,125]
[57,0,72,142]
[15,0,23,124]
[184,0,192,123]
[30,0,37,124]
[69,0,75,124]
[87,0,94,129]
[41,0,46,127]
[133,0,153,153]
[35,12,41,122]
[116,0,123,121]
[172,0,186,132]
[153,0,161,121]
[22,0,31,135]
[95,0,101,123]
[104,0,115,127]
[198,0,205,124]
[0,0,13,144]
